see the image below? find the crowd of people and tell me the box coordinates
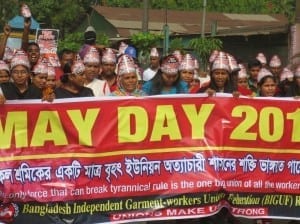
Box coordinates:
[1,10,300,224]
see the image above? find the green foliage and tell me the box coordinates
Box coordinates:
[130,32,162,52]
[189,37,223,70]
[58,32,109,52]
[169,38,185,52]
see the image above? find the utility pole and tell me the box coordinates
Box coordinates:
[201,0,207,38]
[142,0,149,32]
[163,0,169,56]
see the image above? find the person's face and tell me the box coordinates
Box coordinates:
[191,78,200,87]
[32,73,47,89]
[150,56,159,69]
[102,62,116,77]
[11,65,30,86]
[270,66,282,78]
[27,45,40,64]
[120,72,138,92]
[237,77,248,88]
[249,66,261,81]
[180,70,194,84]
[260,77,276,97]
[212,69,228,88]
[0,70,9,83]
[162,72,179,87]
[84,63,100,81]
[70,73,85,88]
[46,76,56,89]
[60,53,74,69]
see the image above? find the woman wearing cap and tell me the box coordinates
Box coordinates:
[257,68,278,97]
[179,53,200,93]
[142,54,188,95]
[0,51,31,100]
[55,60,94,98]
[110,54,146,96]
[197,52,236,96]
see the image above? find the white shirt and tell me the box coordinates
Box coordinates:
[84,79,110,97]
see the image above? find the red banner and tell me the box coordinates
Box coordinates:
[0,94,300,223]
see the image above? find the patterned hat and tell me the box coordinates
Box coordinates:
[179,53,195,71]
[257,68,273,83]
[102,48,116,64]
[117,54,136,76]
[209,50,219,63]
[150,48,159,57]
[295,65,300,78]
[33,62,48,74]
[0,60,9,73]
[83,47,100,64]
[280,67,294,82]
[269,55,282,68]
[161,55,179,74]
[237,64,247,78]
[172,50,183,63]
[227,53,240,73]
[211,51,230,72]
[47,65,56,77]
[256,52,267,65]
[10,50,30,69]
[71,60,85,75]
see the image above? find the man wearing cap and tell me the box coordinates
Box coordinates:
[0,60,10,84]
[99,49,118,92]
[143,48,160,82]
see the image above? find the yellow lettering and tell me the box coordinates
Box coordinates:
[31,111,68,147]
[118,106,148,143]
[230,105,257,140]
[259,107,283,142]
[67,109,100,146]
[0,111,27,149]
[182,104,215,139]
[150,105,181,141]
[287,108,300,142]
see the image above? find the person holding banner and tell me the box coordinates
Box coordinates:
[54,60,94,98]
[257,68,278,97]
[110,54,147,96]
[142,54,188,95]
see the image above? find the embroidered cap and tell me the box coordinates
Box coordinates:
[269,55,282,68]
[172,50,183,63]
[33,62,48,74]
[280,67,294,82]
[161,55,179,74]
[83,47,100,64]
[71,60,85,75]
[102,48,117,64]
[227,53,240,73]
[211,51,230,72]
[257,68,273,83]
[256,52,267,65]
[0,60,9,73]
[150,48,159,57]
[117,54,136,76]
[179,53,195,71]
[209,50,219,63]
[10,50,30,70]
[237,64,247,78]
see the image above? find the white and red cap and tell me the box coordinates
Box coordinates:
[172,50,183,63]
[21,4,31,18]
[33,62,48,74]
[47,65,56,77]
[280,67,294,82]
[257,68,273,83]
[269,54,282,68]
[179,53,195,71]
[227,53,240,73]
[83,47,100,64]
[102,48,116,64]
[161,55,179,74]
[71,60,85,75]
[211,51,230,72]
[237,64,247,78]
[209,50,219,63]
[117,54,136,76]
[256,52,267,65]
[295,65,300,78]
[0,60,9,73]
[150,48,159,57]
[10,50,30,70]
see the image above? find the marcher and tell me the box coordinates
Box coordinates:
[143,47,160,82]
